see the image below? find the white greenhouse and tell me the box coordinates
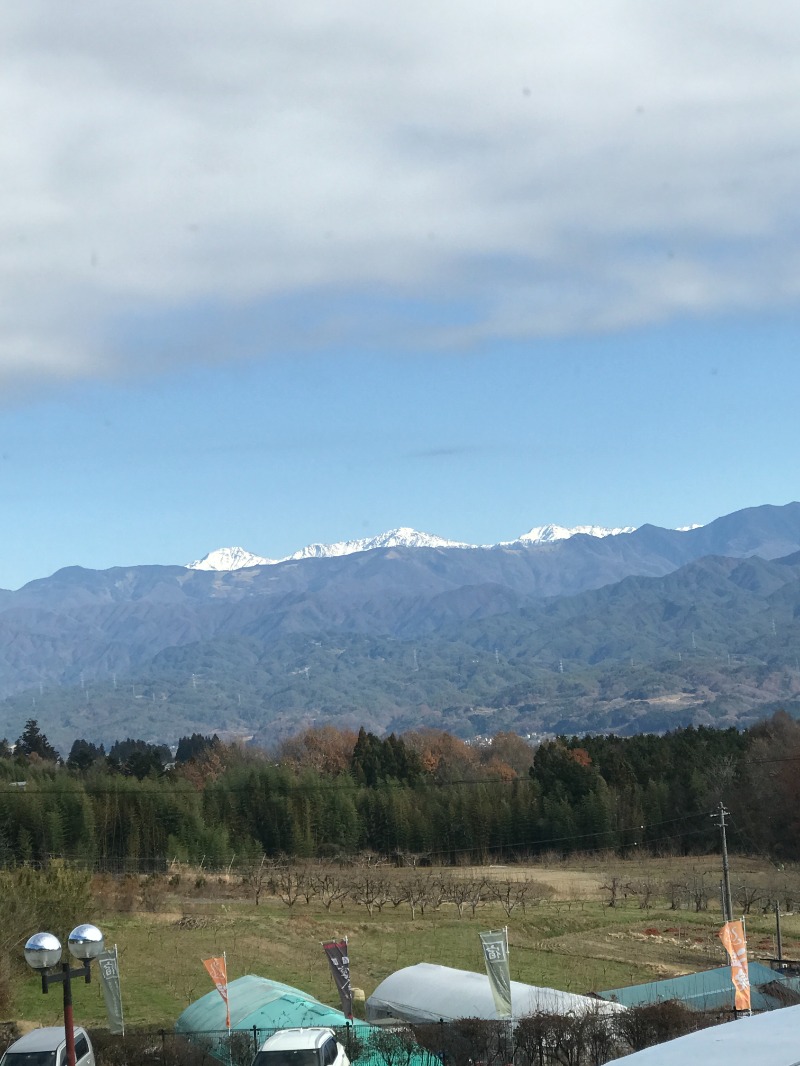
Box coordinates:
[365,963,624,1023]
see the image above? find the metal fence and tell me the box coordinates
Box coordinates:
[85,1007,716,1066]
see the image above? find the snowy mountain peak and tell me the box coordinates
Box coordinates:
[287,527,474,561]
[185,522,677,571]
[187,546,275,571]
[518,524,637,545]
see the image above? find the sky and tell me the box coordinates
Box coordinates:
[1,2,800,588]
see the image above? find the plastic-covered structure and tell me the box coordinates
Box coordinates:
[176,975,429,1066]
[175,975,371,1036]
[599,960,800,1013]
[365,963,624,1023]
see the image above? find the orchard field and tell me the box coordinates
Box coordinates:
[10,853,800,1029]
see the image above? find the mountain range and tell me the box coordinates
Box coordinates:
[3,502,800,750]
[186,523,643,570]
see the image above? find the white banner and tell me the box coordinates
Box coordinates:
[98,946,124,1035]
[479,928,512,1019]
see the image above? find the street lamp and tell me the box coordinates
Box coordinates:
[24,924,104,1066]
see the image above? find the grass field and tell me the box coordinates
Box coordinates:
[12,856,800,1030]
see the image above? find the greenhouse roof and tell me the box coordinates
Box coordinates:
[365,963,624,1023]
[175,975,372,1035]
[599,961,800,1013]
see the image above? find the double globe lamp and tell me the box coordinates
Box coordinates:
[24,924,104,1066]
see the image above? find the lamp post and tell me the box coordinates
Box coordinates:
[24,924,104,1066]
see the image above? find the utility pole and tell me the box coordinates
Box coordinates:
[713,802,734,922]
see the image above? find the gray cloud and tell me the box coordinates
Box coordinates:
[1,1,799,388]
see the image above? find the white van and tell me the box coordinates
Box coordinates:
[253,1028,349,1066]
[0,1028,94,1066]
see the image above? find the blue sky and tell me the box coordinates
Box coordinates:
[1,3,799,588]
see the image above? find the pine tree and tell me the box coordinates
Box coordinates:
[16,720,60,762]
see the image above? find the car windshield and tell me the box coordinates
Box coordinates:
[2,1053,57,1066]
[254,1050,320,1066]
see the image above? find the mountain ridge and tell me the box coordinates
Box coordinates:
[2,501,800,747]
[186,522,647,571]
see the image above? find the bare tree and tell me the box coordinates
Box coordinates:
[350,872,389,916]
[407,874,434,919]
[313,869,348,911]
[689,872,710,913]
[734,881,765,916]
[443,876,479,919]
[275,863,304,908]
[242,854,272,906]
[386,877,411,910]
[600,874,623,909]
[666,879,689,911]
[467,878,488,918]
[628,877,657,911]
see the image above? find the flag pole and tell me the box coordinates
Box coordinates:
[115,945,125,1037]
[505,927,513,1059]
[224,952,231,1066]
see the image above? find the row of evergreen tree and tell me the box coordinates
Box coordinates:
[0,714,796,867]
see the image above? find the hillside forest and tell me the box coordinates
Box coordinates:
[2,712,800,869]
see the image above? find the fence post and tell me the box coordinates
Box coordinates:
[439,1019,445,1066]
[159,1029,166,1066]
[253,1026,259,1056]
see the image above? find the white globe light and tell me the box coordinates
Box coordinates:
[68,924,104,961]
[24,932,62,971]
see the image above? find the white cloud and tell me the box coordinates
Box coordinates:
[1,0,800,387]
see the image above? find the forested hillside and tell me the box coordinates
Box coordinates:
[3,713,799,869]
[3,504,800,748]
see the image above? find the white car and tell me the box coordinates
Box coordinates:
[252,1028,350,1066]
[0,1028,94,1066]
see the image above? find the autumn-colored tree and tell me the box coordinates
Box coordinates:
[480,731,534,776]
[173,742,229,789]
[278,725,357,775]
[404,729,478,780]
[482,756,518,782]
[569,747,592,767]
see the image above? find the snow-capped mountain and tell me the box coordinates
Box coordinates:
[185,523,657,571]
[187,546,275,571]
[517,524,637,545]
[286,527,474,561]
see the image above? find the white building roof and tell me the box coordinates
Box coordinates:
[366,963,623,1023]
[606,1002,800,1065]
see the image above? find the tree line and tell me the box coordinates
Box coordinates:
[1,713,799,868]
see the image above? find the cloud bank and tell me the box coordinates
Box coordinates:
[2,1,800,387]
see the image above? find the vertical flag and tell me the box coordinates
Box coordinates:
[479,928,512,1019]
[97,945,124,1035]
[718,920,751,1013]
[322,939,353,1019]
[203,954,231,1029]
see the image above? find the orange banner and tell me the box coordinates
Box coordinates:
[718,920,751,1012]
[203,956,231,1028]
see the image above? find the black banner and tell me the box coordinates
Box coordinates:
[322,938,353,1019]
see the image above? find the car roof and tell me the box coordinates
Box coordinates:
[259,1028,336,1052]
[6,1029,88,1053]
